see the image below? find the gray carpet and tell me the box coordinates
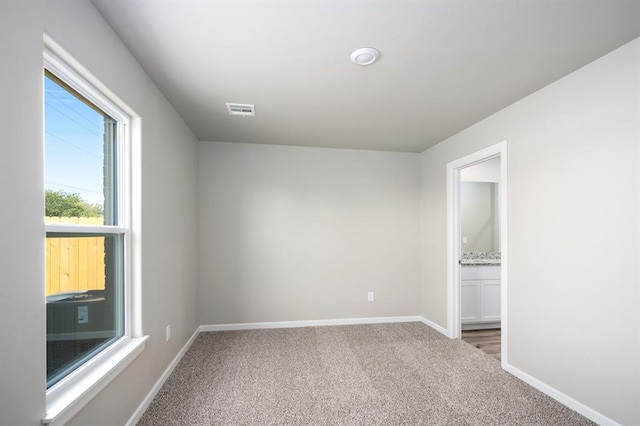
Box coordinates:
[138,322,593,425]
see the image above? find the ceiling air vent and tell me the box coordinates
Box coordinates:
[226,103,256,117]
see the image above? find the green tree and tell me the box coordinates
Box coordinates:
[45,190,103,217]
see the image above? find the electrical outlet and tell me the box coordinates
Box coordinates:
[368,291,374,302]
[165,324,171,342]
[77,306,89,324]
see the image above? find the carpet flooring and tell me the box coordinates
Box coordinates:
[138,322,593,425]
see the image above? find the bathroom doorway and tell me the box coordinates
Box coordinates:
[446,142,508,367]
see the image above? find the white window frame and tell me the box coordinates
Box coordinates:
[43,41,147,426]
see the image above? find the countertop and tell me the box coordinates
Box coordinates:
[460,252,501,266]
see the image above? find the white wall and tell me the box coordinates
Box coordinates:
[419,38,640,424]
[199,142,420,324]
[0,1,200,424]
[0,1,47,424]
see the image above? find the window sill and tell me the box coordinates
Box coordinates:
[43,335,149,425]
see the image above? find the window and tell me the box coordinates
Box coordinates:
[42,45,145,426]
[42,41,148,424]
[44,68,127,389]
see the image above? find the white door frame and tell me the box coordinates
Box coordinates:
[446,141,508,367]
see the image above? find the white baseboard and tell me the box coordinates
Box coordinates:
[503,363,619,426]
[128,317,616,426]
[199,315,423,332]
[461,322,501,331]
[129,316,425,423]
[423,316,618,424]
[125,328,200,426]
[418,316,451,337]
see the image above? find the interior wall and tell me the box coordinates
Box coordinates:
[0,1,200,424]
[419,38,640,424]
[199,142,420,325]
[0,1,47,424]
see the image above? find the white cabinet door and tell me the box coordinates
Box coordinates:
[461,266,501,326]
[461,281,481,322]
[482,279,501,321]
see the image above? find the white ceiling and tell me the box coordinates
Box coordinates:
[91,0,640,153]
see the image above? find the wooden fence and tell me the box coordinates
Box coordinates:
[45,217,105,296]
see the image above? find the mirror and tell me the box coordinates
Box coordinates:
[460,157,500,252]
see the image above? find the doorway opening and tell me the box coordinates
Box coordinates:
[446,142,508,367]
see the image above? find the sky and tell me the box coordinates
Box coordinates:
[44,76,106,208]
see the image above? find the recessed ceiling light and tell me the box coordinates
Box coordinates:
[350,47,380,66]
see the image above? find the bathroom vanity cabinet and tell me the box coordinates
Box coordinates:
[461,265,501,330]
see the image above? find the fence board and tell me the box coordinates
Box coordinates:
[45,216,105,296]
[78,236,88,287]
[50,235,61,295]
